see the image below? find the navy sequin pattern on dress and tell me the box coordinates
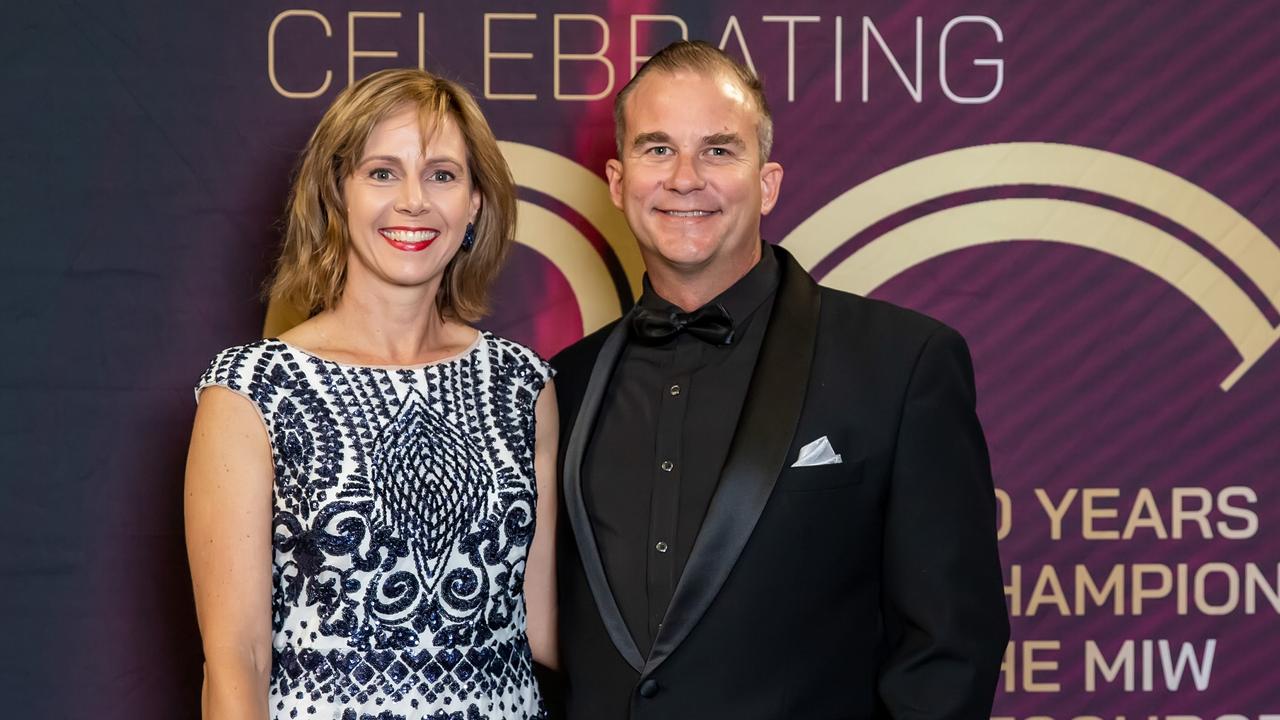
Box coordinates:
[195,332,552,720]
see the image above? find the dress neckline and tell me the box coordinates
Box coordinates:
[270,330,486,371]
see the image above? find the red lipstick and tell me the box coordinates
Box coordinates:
[379,227,439,252]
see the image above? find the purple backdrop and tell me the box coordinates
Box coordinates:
[1,1,1276,717]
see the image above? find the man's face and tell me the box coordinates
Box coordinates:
[607,70,782,282]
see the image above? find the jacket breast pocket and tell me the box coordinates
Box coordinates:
[776,459,864,493]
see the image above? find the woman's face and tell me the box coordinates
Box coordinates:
[342,106,480,301]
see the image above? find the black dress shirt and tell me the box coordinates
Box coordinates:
[582,246,779,656]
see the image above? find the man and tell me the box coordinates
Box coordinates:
[551,40,1009,719]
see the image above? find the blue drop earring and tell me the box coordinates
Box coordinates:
[461,222,475,251]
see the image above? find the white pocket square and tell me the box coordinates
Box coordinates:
[792,435,843,467]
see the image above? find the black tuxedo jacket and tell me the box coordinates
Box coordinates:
[550,245,1009,719]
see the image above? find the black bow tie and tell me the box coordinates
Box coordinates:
[630,303,735,346]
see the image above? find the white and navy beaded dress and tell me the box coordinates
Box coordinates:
[196,331,551,720]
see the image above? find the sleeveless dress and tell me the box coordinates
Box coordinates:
[195,331,551,720]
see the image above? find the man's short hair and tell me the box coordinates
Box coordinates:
[613,40,774,162]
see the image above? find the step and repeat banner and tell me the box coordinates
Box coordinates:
[1,1,1277,718]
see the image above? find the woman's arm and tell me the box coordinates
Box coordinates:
[185,387,275,719]
[524,380,559,669]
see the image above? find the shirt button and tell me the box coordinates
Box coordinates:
[660,460,673,472]
[669,384,681,396]
[655,541,669,553]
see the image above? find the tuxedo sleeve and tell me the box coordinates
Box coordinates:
[877,324,1009,719]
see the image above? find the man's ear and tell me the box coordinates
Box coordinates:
[605,158,625,211]
[759,161,784,216]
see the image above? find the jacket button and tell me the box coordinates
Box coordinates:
[638,679,660,698]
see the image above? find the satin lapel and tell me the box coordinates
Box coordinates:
[561,313,646,672]
[643,247,822,674]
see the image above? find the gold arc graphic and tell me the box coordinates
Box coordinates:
[785,142,1280,392]
[513,201,619,333]
[781,142,1280,314]
[498,141,644,299]
[822,198,1279,391]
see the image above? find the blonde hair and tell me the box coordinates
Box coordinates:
[268,68,516,323]
[614,40,773,161]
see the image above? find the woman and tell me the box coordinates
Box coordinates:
[186,69,556,720]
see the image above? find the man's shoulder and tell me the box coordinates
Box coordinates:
[815,284,954,345]
[550,319,622,384]
[808,286,975,391]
